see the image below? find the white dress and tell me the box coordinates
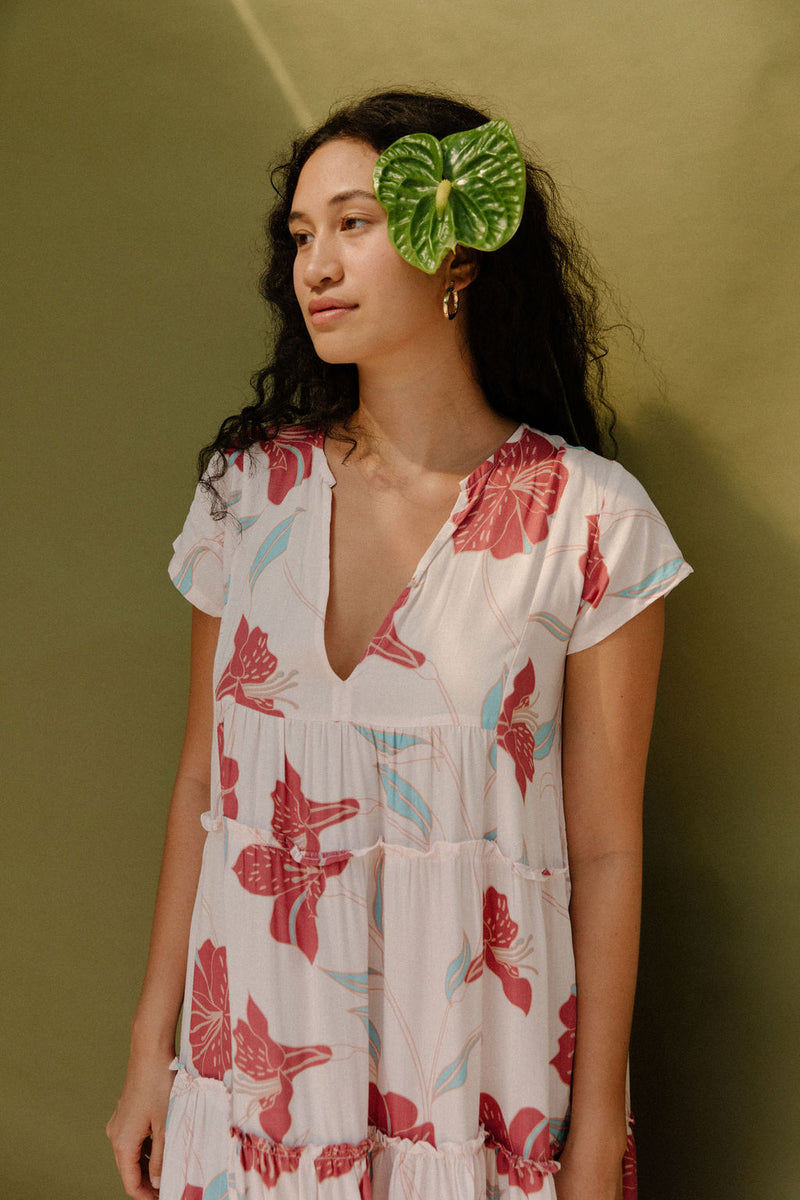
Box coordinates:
[161,423,691,1200]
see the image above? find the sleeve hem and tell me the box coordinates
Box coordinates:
[566,560,693,655]
[167,564,225,618]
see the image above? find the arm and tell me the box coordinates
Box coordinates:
[555,599,665,1200]
[106,607,221,1199]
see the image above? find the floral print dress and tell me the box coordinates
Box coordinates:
[162,424,691,1200]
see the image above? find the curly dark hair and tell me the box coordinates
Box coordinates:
[199,88,616,505]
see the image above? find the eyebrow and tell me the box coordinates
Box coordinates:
[288,189,380,223]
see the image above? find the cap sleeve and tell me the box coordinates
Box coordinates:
[168,456,235,617]
[567,459,692,654]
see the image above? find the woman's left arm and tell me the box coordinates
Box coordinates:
[556,598,665,1200]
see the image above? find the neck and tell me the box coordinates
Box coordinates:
[343,329,517,480]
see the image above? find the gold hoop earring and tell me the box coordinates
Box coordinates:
[443,286,459,320]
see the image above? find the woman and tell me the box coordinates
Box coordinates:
[107,90,690,1200]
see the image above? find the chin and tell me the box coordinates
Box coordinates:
[312,347,357,367]
[307,335,359,366]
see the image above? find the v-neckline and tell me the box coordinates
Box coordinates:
[314,423,526,685]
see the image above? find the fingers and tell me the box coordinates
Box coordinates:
[112,1139,150,1199]
[106,1119,157,1199]
[149,1126,165,1193]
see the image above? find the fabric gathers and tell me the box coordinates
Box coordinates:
[162,424,691,1198]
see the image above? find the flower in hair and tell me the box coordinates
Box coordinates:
[372,118,526,274]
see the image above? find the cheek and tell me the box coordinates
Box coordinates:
[380,256,442,318]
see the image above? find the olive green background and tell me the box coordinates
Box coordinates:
[2,1,798,1197]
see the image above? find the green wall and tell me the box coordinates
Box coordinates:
[3,2,798,1196]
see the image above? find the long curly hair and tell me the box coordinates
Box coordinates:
[199,88,616,505]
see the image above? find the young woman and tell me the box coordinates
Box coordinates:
[107,90,690,1200]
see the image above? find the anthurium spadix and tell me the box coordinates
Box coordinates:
[372,118,527,274]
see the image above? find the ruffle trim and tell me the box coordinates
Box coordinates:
[165,1068,560,1197]
[199,812,568,882]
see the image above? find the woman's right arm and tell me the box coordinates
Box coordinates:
[107,607,221,1199]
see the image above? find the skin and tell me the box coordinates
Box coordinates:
[107,136,664,1200]
[106,606,219,1197]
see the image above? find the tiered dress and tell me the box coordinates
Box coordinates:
[161,423,691,1200]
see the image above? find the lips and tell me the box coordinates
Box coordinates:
[308,297,356,315]
[308,298,357,327]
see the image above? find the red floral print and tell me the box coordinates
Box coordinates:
[217,722,239,819]
[481,887,533,1015]
[549,986,576,1085]
[233,995,332,1141]
[259,427,316,505]
[235,1126,373,1190]
[236,1127,302,1186]
[188,939,232,1079]
[226,448,248,473]
[233,843,350,963]
[180,1187,203,1200]
[368,1082,436,1144]
[215,615,293,716]
[314,1139,372,1183]
[496,659,538,799]
[480,1092,555,1195]
[453,430,568,559]
[623,1129,638,1200]
[363,589,425,671]
[579,514,610,608]
[366,619,426,670]
[271,758,359,857]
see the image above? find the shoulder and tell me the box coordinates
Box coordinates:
[221,425,324,509]
[519,427,654,512]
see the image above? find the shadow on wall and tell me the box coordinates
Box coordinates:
[618,405,800,1198]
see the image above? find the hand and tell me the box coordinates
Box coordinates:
[106,1050,175,1198]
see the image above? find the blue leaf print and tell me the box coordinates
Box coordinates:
[355,726,425,754]
[445,933,472,1000]
[534,714,558,759]
[483,671,507,771]
[352,1005,382,1068]
[174,545,210,596]
[373,857,383,935]
[287,890,306,948]
[549,1116,568,1146]
[523,1115,550,1159]
[203,1173,229,1200]
[486,1185,503,1200]
[378,766,432,838]
[433,1032,481,1100]
[530,611,572,641]
[236,514,260,533]
[324,970,370,995]
[285,443,308,483]
[613,557,684,600]
[481,674,505,732]
[483,828,498,841]
[250,510,301,587]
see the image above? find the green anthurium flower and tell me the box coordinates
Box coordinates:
[372,118,527,274]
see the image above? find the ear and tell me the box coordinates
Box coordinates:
[444,245,480,292]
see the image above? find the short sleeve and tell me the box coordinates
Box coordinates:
[567,459,692,654]
[167,459,233,617]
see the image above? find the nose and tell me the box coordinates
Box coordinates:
[302,230,343,289]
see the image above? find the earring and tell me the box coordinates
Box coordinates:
[443,285,460,320]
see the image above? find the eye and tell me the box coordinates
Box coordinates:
[341,216,369,231]
[291,230,313,248]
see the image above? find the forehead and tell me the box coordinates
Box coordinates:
[292,138,380,209]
